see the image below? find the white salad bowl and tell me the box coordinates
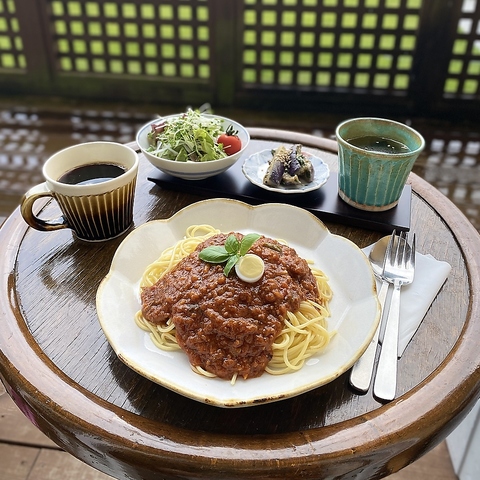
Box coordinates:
[136,113,250,180]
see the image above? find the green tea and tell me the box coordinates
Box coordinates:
[347,135,410,154]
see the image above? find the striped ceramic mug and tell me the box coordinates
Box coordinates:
[21,141,139,241]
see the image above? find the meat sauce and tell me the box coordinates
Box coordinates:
[141,233,319,380]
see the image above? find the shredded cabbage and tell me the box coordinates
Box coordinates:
[146,110,228,162]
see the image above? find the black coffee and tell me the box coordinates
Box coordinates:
[58,163,127,185]
[347,135,410,154]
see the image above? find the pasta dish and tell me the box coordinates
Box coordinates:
[136,225,333,383]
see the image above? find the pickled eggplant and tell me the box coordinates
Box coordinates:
[287,144,303,176]
[263,144,314,187]
[263,146,288,186]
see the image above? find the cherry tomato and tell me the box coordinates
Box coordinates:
[218,125,242,155]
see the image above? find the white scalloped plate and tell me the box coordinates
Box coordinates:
[96,199,379,408]
[242,149,330,193]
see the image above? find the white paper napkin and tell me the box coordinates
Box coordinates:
[362,244,451,357]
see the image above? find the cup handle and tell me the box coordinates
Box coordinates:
[20,183,68,231]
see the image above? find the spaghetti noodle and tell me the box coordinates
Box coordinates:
[135,225,333,382]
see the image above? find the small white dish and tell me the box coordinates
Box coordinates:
[96,199,380,408]
[242,149,330,194]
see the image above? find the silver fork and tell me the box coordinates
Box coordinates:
[373,230,416,401]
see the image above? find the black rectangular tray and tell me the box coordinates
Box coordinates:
[148,159,411,232]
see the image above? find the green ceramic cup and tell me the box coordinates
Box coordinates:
[336,117,425,211]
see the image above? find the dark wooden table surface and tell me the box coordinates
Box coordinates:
[0,128,479,480]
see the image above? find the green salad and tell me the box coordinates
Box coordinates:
[146,110,228,162]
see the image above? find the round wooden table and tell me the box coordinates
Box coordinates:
[0,129,479,479]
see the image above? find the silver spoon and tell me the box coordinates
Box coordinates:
[350,236,391,392]
[369,235,391,279]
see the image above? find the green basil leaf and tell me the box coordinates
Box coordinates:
[198,232,261,277]
[224,254,239,276]
[239,233,261,256]
[198,246,230,263]
[224,235,240,254]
